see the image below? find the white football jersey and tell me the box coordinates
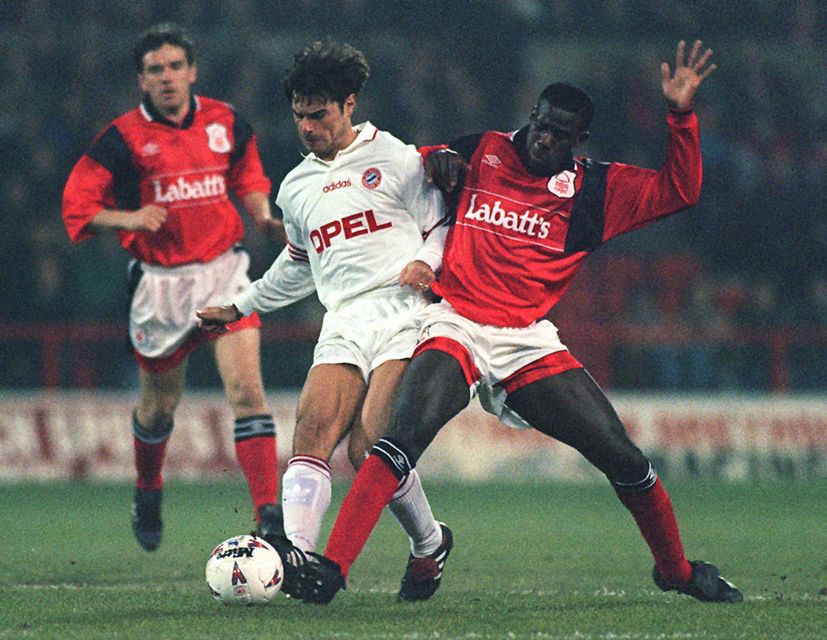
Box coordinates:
[235,122,447,315]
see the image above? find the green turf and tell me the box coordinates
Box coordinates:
[0,480,825,639]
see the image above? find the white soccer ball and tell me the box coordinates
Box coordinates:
[205,535,284,605]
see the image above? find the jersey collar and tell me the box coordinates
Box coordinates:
[139,94,199,129]
[305,121,378,164]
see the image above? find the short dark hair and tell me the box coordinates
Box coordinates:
[284,39,370,107]
[537,83,594,129]
[133,22,195,72]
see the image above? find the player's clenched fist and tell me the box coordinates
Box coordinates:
[132,204,168,232]
[398,259,435,291]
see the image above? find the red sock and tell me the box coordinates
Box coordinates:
[134,435,168,491]
[615,477,692,584]
[235,435,278,519]
[324,454,400,577]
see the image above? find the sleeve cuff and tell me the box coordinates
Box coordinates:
[413,246,443,273]
[666,109,697,126]
[233,291,257,317]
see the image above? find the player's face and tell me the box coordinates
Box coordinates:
[138,44,196,122]
[291,94,356,161]
[525,99,587,175]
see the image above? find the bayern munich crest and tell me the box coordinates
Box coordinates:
[361,167,382,189]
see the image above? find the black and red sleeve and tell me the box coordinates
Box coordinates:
[62,125,139,243]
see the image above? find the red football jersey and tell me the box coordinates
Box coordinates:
[431,111,702,327]
[62,96,271,266]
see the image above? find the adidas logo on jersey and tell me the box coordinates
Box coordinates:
[152,174,227,204]
[322,179,352,193]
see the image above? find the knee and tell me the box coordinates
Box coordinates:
[137,396,178,432]
[225,378,266,415]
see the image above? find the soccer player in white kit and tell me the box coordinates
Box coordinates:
[198,40,453,602]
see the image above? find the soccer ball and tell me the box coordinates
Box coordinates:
[205,535,284,605]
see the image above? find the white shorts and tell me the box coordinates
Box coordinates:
[415,300,582,429]
[313,288,427,382]
[129,246,254,360]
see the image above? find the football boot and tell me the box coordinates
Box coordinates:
[297,553,346,605]
[131,487,163,552]
[256,503,286,540]
[654,560,743,603]
[261,531,310,599]
[398,522,454,602]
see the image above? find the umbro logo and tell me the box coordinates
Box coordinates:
[141,142,161,157]
[482,154,501,168]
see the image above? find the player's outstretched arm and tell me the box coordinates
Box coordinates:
[196,304,242,334]
[661,39,716,111]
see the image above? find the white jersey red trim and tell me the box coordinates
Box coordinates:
[235,122,448,316]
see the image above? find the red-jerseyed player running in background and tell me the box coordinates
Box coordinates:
[297,40,743,604]
[62,23,285,551]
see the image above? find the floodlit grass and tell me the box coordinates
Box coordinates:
[1,480,825,639]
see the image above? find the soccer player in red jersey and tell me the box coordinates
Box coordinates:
[297,40,743,604]
[62,23,284,551]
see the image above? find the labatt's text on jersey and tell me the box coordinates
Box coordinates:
[153,174,227,204]
[309,208,392,254]
[462,192,552,239]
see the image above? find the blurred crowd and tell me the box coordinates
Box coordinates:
[1,0,825,390]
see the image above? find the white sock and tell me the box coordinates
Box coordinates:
[281,456,331,553]
[388,469,441,556]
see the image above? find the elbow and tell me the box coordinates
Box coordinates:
[684,188,701,207]
[674,174,702,207]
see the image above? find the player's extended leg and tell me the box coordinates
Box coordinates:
[348,359,449,602]
[212,328,281,535]
[131,360,187,551]
[303,350,470,603]
[505,367,742,603]
[283,363,366,552]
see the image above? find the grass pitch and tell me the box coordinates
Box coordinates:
[1,480,825,639]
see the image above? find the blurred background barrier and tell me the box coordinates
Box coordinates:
[2,315,825,391]
[2,391,825,481]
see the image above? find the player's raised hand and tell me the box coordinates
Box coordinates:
[196,304,242,334]
[399,259,435,292]
[661,40,716,111]
[425,149,470,192]
[131,204,168,232]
